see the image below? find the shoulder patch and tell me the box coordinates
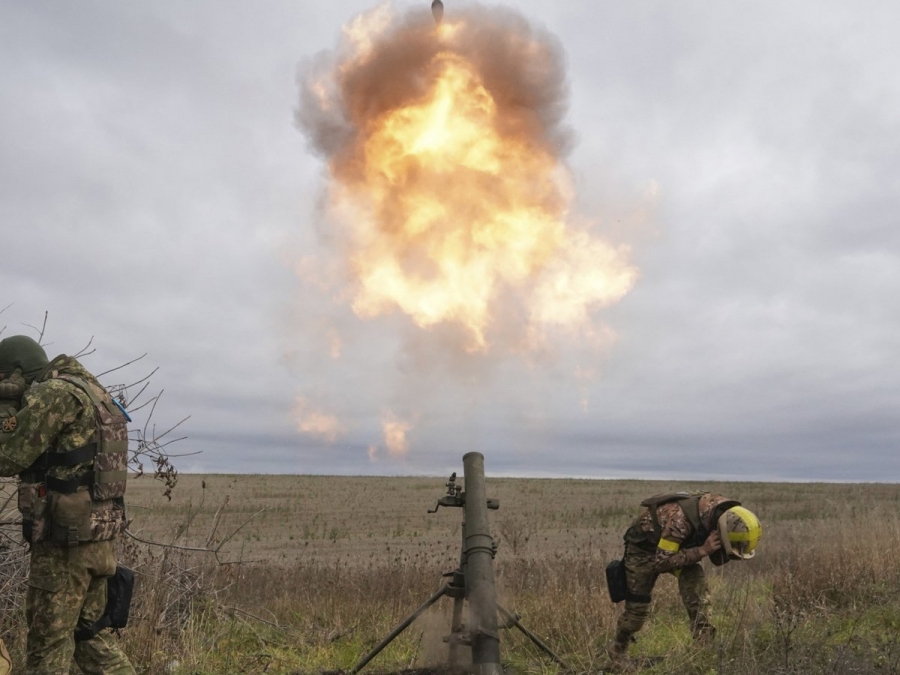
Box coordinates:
[1,416,16,433]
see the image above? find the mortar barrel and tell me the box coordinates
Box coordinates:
[462,452,503,675]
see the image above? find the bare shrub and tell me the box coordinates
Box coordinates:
[497,515,535,555]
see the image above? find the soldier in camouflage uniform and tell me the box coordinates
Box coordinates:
[0,335,135,675]
[611,492,761,663]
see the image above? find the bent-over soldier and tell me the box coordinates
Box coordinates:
[611,491,762,661]
[0,335,135,675]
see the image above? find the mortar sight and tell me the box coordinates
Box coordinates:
[428,470,499,513]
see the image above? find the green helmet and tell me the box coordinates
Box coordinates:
[0,335,49,383]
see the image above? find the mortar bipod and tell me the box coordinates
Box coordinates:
[349,453,569,675]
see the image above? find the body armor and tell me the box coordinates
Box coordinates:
[18,374,128,546]
[636,491,741,552]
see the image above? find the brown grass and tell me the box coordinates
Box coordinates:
[3,475,900,674]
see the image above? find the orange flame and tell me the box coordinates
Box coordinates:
[299,5,638,353]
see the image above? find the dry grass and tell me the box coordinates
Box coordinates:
[3,474,900,674]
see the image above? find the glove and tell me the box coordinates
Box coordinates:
[698,531,722,558]
[0,368,27,416]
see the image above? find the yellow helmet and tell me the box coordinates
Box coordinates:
[716,506,762,561]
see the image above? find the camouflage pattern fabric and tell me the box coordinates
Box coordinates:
[0,353,134,674]
[26,540,134,674]
[614,543,713,649]
[614,494,733,652]
[624,493,736,573]
[0,355,101,478]
[54,373,129,502]
[0,355,128,545]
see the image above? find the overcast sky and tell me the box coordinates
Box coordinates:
[1,0,897,481]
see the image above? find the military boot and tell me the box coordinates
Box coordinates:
[692,622,717,643]
[607,629,635,671]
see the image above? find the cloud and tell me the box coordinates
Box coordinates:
[382,412,412,458]
[1,0,897,479]
[294,397,342,443]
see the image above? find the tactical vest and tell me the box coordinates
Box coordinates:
[635,492,741,551]
[640,492,708,549]
[18,374,129,546]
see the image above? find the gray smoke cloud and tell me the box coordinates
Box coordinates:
[296,5,572,168]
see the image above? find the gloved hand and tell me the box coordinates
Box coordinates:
[0,368,27,417]
[698,531,722,558]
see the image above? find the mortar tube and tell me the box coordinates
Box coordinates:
[462,452,503,675]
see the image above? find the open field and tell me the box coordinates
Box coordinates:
[4,474,900,674]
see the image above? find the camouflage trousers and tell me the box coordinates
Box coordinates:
[614,543,713,647]
[26,540,135,675]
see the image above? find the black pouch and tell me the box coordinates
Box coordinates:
[106,565,135,629]
[75,565,135,641]
[606,559,628,603]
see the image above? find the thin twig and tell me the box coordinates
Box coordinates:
[97,353,147,378]
[123,381,151,408]
[214,509,266,550]
[206,497,230,548]
[21,310,49,344]
[74,336,95,358]
[227,606,283,629]
[128,394,159,414]
[154,416,191,442]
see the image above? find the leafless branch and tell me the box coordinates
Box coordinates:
[127,393,159,414]
[156,438,194,452]
[21,310,49,344]
[97,352,147,378]
[123,381,151,408]
[154,416,190,442]
[124,508,266,565]
[73,335,95,358]
[142,389,163,438]
[123,367,160,390]
[0,302,11,336]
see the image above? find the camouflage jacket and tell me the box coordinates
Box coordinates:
[627,493,735,574]
[0,355,105,479]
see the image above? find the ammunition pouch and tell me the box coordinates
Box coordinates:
[75,565,135,642]
[48,488,93,546]
[605,558,652,604]
[46,489,126,546]
[88,498,128,543]
[23,473,127,548]
[606,559,628,603]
